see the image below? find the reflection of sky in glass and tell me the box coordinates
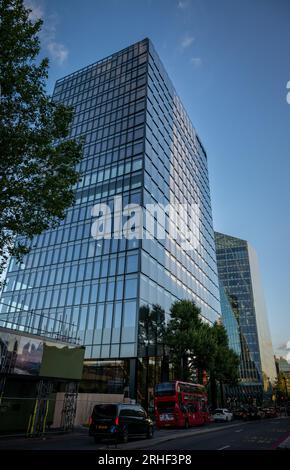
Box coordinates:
[41,0,290,357]
[215,232,277,386]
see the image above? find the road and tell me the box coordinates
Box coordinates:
[0,417,289,451]
[136,417,290,450]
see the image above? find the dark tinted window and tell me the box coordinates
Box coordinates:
[155,382,176,396]
[119,407,136,417]
[157,401,175,412]
[179,383,204,394]
[136,407,147,418]
[214,409,224,414]
[92,404,117,419]
[189,404,198,412]
[201,403,207,412]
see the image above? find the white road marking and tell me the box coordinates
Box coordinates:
[218,445,231,450]
[235,429,243,433]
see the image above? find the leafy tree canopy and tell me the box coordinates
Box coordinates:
[163,300,240,387]
[0,0,83,282]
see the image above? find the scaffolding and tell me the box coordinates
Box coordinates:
[0,313,84,436]
[0,300,80,345]
[60,382,79,431]
[26,380,54,437]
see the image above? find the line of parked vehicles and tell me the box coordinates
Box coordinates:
[88,380,289,444]
[211,406,282,422]
[233,406,281,420]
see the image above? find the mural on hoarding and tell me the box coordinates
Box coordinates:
[0,331,43,375]
[14,336,43,375]
[0,329,85,379]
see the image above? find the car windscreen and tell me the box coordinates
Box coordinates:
[92,404,117,420]
[214,409,224,414]
[155,383,176,396]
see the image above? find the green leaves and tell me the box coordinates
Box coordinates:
[164,300,207,381]
[0,0,83,282]
[161,300,240,386]
[210,322,240,385]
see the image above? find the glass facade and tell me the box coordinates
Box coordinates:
[140,42,220,324]
[219,282,241,358]
[0,39,220,395]
[215,232,276,401]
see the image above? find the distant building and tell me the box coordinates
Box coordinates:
[275,356,290,397]
[215,232,276,403]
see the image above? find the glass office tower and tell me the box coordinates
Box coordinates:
[0,39,220,398]
[215,232,276,402]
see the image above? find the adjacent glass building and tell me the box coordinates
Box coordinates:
[215,232,276,402]
[0,39,220,398]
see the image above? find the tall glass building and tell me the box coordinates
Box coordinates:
[215,232,276,402]
[0,39,220,399]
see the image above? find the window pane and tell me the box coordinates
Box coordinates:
[126,254,138,273]
[124,277,137,299]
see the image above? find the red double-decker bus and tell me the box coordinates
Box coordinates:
[154,381,209,428]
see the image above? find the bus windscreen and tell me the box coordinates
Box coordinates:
[155,382,176,396]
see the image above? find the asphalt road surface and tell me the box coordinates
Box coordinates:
[0,417,289,451]
[138,417,290,450]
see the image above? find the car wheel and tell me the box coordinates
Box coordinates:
[147,426,154,439]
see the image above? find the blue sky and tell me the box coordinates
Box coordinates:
[26,0,290,357]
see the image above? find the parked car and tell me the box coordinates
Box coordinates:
[243,406,262,420]
[233,408,248,420]
[257,407,265,419]
[263,407,278,419]
[212,408,233,422]
[89,403,154,443]
[233,406,247,419]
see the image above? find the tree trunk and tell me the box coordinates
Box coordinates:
[220,381,225,407]
[210,374,218,409]
[161,355,169,382]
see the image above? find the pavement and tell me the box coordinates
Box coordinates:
[0,417,289,451]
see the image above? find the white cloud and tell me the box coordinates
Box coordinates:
[24,0,68,65]
[181,35,194,49]
[178,1,189,9]
[47,42,68,65]
[275,341,290,363]
[190,57,202,67]
[277,341,290,351]
[26,0,44,21]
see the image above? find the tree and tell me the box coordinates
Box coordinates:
[164,300,206,381]
[0,0,83,282]
[275,371,289,404]
[138,304,166,410]
[209,322,240,408]
[162,300,240,408]
[192,321,217,383]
